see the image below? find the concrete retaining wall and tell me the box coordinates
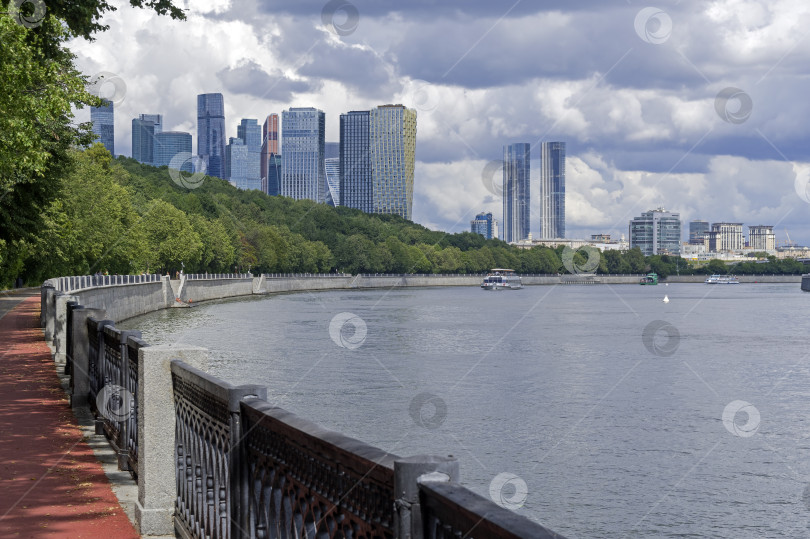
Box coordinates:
[71,281,171,323]
[178,278,254,303]
[665,275,802,283]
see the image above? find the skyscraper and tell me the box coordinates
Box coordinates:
[339,105,417,219]
[197,93,225,179]
[91,100,114,155]
[629,208,681,255]
[260,114,279,187]
[540,141,565,239]
[325,142,340,159]
[153,131,192,172]
[370,105,417,220]
[471,212,498,240]
[339,110,371,211]
[131,118,155,164]
[281,107,325,202]
[503,143,530,243]
[237,119,261,183]
[263,154,282,196]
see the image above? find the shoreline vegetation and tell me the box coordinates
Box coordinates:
[3,147,808,289]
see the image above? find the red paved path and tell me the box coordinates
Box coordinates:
[0,296,137,538]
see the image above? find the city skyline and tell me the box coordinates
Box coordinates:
[70,2,810,244]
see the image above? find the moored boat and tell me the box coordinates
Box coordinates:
[481,269,523,290]
[640,273,658,285]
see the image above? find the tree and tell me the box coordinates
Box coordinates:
[136,199,202,273]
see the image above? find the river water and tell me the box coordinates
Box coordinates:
[121,283,810,538]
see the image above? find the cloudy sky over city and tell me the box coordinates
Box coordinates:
[71,0,810,244]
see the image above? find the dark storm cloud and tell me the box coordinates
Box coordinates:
[297,42,395,96]
[216,60,321,102]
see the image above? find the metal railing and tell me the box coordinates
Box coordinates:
[46,273,162,293]
[185,273,253,280]
[125,335,148,475]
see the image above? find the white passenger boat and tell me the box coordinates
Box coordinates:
[481,269,523,290]
[705,274,740,284]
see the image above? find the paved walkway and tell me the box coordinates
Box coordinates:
[0,293,138,538]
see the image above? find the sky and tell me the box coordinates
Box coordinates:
[70,0,810,245]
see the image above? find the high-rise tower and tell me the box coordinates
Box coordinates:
[503,143,530,243]
[281,107,326,202]
[540,141,565,239]
[91,100,114,155]
[197,93,226,179]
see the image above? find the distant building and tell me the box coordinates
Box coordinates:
[131,118,155,164]
[539,141,566,239]
[748,225,775,251]
[629,208,681,255]
[709,222,744,251]
[260,114,279,187]
[281,107,326,202]
[324,157,340,206]
[153,131,192,172]
[503,143,530,243]
[591,234,611,242]
[471,212,498,240]
[197,93,226,179]
[689,219,710,244]
[340,105,417,219]
[263,154,282,196]
[340,110,371,211]
[91,100,114,155]
[226,137,249,188]
[237,119,262,183]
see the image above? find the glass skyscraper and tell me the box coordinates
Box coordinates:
[260,114,279,187]
[689,219,709,244]
[263,154,282,196]
[339,111,371,211]
[340,105,417,220]
[139,113,162,134]
[153,131,192,172]
[131,118,155,164]
[281,107,325,202]
[91,100,114,155]
[197,93,226,179]
[540,141,565,239]
[237,119,262,183]
[503,143,530,243]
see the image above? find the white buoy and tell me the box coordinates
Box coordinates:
[662,295,670,303]
[665,283,669,286]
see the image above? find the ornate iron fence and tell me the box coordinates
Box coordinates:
[240,401,399,539]
[125,335,148,477]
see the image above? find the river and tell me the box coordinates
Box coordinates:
[121,282,810,538]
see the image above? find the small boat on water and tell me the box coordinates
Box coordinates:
[640,273,658,285]
[481,269,523,290]
[705,274,740,284]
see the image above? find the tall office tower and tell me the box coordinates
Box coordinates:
[281,107,325,202]
[139,114,162,134]
[91,99,115,155]
[132,118,155,164]
[324,157,340,206]
[370,105,417,220]
[471,212,498,240]
[153,131,192,172]
[710,222,744,251]
[340,105,417,218]
[263,154,282,196]
[260,114,279,187]
[689,219,710,244]
[237,119,262,182]
[226,137,260,190]
[339,110,371,211]
[503,143,530,243]
[540,141,566,239]
[748,225,776,251]
[197,93,226,179]
[629,208,681,255]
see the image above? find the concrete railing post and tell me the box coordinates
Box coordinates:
[70,307,107,410]
[40,285,54,328]
[53,293,77,363]
[135,344,209,536]
[394,455,459,539]
[44,286,57,340]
